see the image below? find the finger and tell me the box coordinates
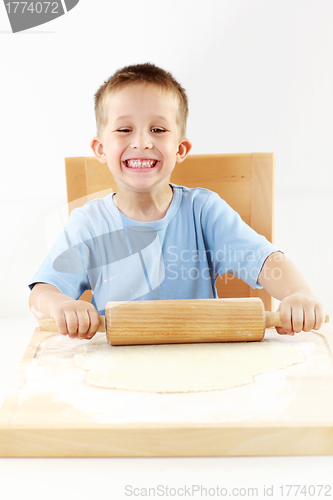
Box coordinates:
[279,303,293,333]
[303,307,315,332]
[65,310,79,338]
[314,305,326,330]
[77,309,90,338]
[291,307,304,334]
[86,310,101,339]
[275,326,295,336]
[275,303,293,335]
[54,313,70,336]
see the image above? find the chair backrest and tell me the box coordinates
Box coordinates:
[65,153,275,311]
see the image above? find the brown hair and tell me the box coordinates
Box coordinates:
[94,63,189,137]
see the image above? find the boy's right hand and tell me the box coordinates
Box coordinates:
[50,299,101,339]
[29,284,101,340]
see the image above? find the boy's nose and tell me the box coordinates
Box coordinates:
[130,132,153,150]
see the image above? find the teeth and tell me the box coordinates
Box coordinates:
[126,159,157,168]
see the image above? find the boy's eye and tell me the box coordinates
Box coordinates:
[116,127,165,133]
[151,128,165,133]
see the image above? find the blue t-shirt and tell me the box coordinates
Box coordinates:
[29,184,279,314]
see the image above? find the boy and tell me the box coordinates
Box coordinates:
[29,63,325,340]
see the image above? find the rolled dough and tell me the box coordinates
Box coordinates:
[74,334,304,392]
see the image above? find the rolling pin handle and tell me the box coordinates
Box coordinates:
[39,316,106,333]
[265,311,329,329]
[265,312,282,329]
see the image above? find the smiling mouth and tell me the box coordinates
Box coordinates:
[124,159,158,168]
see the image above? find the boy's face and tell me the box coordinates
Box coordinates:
[91,83,191,195]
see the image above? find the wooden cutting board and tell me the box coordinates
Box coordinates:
[0,325,333,457]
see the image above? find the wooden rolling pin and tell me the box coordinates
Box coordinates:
[39,297,329,346]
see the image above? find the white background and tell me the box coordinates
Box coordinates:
[0,0,333,497]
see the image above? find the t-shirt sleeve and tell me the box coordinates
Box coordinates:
[201,192,280,289]
[28,211,93,299]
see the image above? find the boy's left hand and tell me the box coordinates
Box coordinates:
[275,292,325,336]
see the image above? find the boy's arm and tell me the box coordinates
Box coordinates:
[29,283,101,339]
[258,252,325,335]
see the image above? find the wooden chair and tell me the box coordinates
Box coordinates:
[65,153,275,311]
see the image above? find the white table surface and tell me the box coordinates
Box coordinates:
[0,317,332,500]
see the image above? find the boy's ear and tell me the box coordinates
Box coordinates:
[90,136,107,164]
[176,138,192,164]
